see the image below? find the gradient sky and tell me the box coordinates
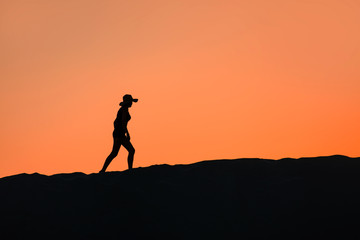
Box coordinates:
[1,0,359,177]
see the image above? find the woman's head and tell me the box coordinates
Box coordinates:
[120,94,138,107]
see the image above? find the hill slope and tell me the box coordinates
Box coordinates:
[1,155,360,239]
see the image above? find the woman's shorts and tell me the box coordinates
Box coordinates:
[112,129,126,138]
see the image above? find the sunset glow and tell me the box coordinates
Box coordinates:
[1,0,359,177]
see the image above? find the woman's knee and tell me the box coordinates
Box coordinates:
[128,147,135,155]
[109,150,119,157]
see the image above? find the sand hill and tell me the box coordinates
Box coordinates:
[1,155,359,239]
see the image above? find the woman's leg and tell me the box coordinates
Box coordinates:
[122,139,135,170]
[99,137,121,173]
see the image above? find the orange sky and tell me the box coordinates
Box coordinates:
[1,0,359,177]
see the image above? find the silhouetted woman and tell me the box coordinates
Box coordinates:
[99,94,138,172]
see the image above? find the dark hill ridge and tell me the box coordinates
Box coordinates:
[1,155,360,240]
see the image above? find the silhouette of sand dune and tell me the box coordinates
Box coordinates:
[1,155,360,239]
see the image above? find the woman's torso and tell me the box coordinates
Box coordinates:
[113,107,130,136]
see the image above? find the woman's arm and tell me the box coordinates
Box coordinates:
[121,110,130,140]
[126,129,130,140]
